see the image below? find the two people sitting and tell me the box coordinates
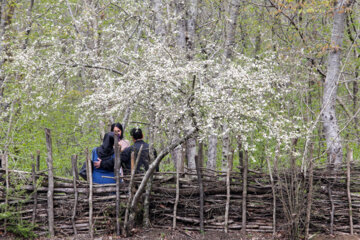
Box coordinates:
[91,124,156,184]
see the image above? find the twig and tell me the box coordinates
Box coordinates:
[57,62,123,75]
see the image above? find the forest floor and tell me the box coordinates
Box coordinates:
[2,228,360,239]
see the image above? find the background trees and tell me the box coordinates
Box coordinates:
[0,0,359,177]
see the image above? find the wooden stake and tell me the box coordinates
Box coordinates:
[305,143,314,240]
[225,153,233,233]
[3,101,14,234]
[45,128,55,237]
[36,150,40,172]
[131,151,135,172]
[124,145,143,236]
[265,155,276,238]
[114,134,121,236]
[173,154,181,229]
[346,145,353,235]
[328,183,334,235]
[195,155,204,232]
[144,142,155,228]
[86,148,93,239]
[198,142,203,169]
[71,155,78,236]
[31,163,38,226]
[4,153,9,234]
[242,150,248,235]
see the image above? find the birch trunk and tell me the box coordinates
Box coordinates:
[206,134,217,170]
[186,138,196,170]
[171,145,182,170]
[0,0,8,98]
[186,0,198,52]
[223,0,240,61]
[220,0,240,171]
[321,0,353,165]
[222,125,230,171]
[175,0,186,50]
[153,0,166,38]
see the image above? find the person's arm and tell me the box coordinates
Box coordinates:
[99,156,115,171]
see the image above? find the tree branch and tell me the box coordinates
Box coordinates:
[57,62,124,75]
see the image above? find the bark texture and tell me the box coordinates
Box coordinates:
[321,0,353,165]
[206,134,217,170]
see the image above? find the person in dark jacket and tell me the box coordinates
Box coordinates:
[121,128,157,175]
[92,132,116,184]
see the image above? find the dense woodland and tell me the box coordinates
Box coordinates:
[1,0,360,238]
[0,0,359,176]
[0,0,358,173]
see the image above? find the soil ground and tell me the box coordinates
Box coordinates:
[2,228,360,239]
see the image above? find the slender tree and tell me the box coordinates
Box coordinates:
[322,0,354,165]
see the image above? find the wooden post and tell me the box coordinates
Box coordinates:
[237,137,243,171]
[346,145,353,235]
[328,183,334,235]
[173,153,181,229]
[144,142,155,228]
[266,155,276,238]
[195,155,204,232]
[45,128,55,237]
[114,134,121,236]
[124,145,143,236]
[71,155,78,236]
[86,149,93,239]
[31,163,38,226]
[3,102,14,234]
[36,150,40,171]
[225,153,233,233]
[198,142,203,169]
[4,153,9,234]
[305,143,314,240]
[242,150,248,235]
[131,151,135,172]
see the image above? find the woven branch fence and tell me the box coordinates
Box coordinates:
[1,162,360,237]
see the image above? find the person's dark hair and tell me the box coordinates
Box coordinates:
[130,128,143,140]
[111,122,124,139]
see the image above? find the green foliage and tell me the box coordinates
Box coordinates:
[6,222,37,239]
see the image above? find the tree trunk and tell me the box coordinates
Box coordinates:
[223,0,240,61]
[186,0,198,52]
[171,145,182,170]
[153,0,166,38]
[222,125,230,171]
[321,0,353,165]
[175,0,186,50]
[219,0,240,172]
[207,134,217,171]
[186,138,196,170]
